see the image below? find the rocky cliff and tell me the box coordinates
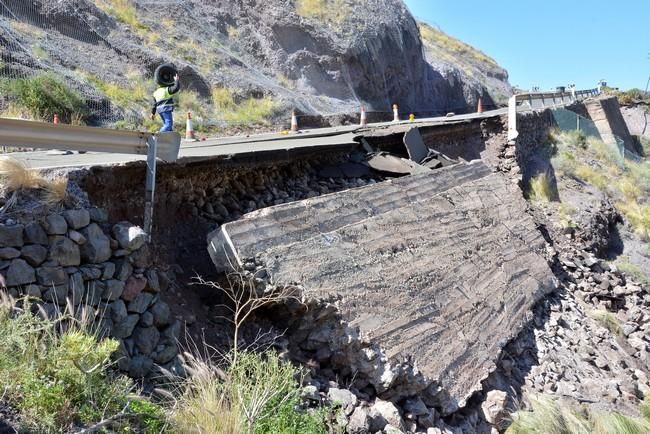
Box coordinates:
[0,0,511,126]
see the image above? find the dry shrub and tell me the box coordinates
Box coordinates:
[0,157,45,192]
[527,174,555,203]
[0,158,69,208]
[171,352,243,434]
[617,201,650,240]
[43,176,69,206]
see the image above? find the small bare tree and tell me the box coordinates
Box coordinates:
[193,271,302,365]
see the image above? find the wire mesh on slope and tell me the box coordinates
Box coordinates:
[0,0,499,131]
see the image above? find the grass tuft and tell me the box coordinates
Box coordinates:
[0,157,45,192]
[0,73,87,123]
[171,352,244,434]
[42,176,69,206]
[418,22,498,67]
[574,164,609,190]
[85,70,150,110]
[588,310,622,336]
[212,88,278,126]
[616,201,650,240]
[507,394,650,434]
[614,255,649,286]
[295,0,350,26]
[94,0,148,31]
[527,174,555,203]
[170,350,328,434]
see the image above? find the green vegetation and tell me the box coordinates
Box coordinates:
[172,350,329,434]
[614,255,650,286]
[295,0,350,26]
[557,203,578,230]
[85,70,150,109]
[418,22,498,67]
[507,395,650,434]
[0,268,331,433]
[588,309,622,336]
[527,174,555,203]
[602,87,650,106]
[0,73,87,123]
[94,0,148,31]
[550,129,650,240]
[0,294,165,433]
[101,83,277,133]
[212,87,278,126]
[31,44,49,61]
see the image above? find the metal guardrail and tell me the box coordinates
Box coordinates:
[0,118,181,161]
[0,118,182,240]
[507,88,600,141]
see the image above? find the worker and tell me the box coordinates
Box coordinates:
[150,73,180,132]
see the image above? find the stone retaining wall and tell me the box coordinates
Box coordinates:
[0,209,180,380]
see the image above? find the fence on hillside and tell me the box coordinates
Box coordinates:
[0,0,500,131]
[551,107,642,165]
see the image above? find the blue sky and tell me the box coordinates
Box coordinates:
[404,0,649,92]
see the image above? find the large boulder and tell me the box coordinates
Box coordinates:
[102,279,125,301]
[0,248,20,260]
[24,222,47,245]
[21,244,48,266]
[112,222,147,251]
[79,224,112,263]
[36,266,67,286]
[122,276,146,301]
[0,224,23,248]
[63,209,90,230]
[48,236,81,266]
[5,259,35,286]
[133,326,160,355]
[43,215,67,235]
[481,390,509,429]
[370,400,405,432]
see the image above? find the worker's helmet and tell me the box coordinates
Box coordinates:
[154,63,177,86]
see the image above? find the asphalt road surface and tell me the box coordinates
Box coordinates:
[4,108,507,170]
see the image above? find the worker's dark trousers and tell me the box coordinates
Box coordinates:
[159,111,174,132]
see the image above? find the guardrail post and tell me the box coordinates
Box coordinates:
[507,95,518,141]
[144,136,157,242]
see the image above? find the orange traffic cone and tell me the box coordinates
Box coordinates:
[392,104,399,122]
[185,112,197,141]
[53,113,60,124]
[291,111,299,132]
[360,105,368,126]
[477,97,484,114]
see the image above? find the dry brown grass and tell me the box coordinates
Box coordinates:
[42,176,69,206]
[170,352,243,434]
[0,158,69,207]
[0,157,45,192]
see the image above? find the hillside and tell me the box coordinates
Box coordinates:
[0,0,512,129]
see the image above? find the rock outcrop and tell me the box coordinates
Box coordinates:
[0,0,511,124]
[209,161,556,417]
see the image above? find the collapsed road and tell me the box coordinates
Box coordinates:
[3,93,643,433]
[209,159,556,413]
